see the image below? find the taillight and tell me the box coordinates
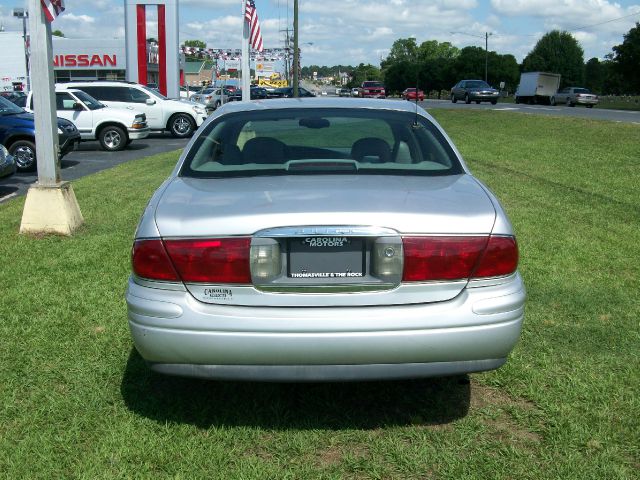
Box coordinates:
[401,236,518,282]
[472,236,518,278]
[163,238,251,283]
[403,236,487,281]
[132,239,180,282]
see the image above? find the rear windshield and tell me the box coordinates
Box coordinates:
[180,108,463,178]
[573,88,592,94]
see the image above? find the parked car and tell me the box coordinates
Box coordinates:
[0,144,16,178]
[338,88,351,97]
[25,89,149,151]
[59,81,207,138]
[269,87,316,98]
[551,87,599,108]
[351,87,360,97]
[402,88,425,101]
[0,91,27,105]
[127,97,525,382]
[226,87,269,103]
[0,95,80,172]
[451,80,500,104]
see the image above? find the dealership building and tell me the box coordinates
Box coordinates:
[1,32,183,91]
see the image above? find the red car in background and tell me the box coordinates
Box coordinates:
[402,88,425,101]
[359,81,386,98]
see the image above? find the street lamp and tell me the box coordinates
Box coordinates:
[12,7,30,92]
[450,31,493,83]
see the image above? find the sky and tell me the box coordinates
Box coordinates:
[1,0,639,67]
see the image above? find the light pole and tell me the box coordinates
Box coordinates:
[12,7,30,92]
[450,31,493,83]
[293,0,299,97]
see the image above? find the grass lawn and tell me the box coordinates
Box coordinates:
[0,111,638,479]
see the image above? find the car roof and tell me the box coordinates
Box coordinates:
[216,97,429,115]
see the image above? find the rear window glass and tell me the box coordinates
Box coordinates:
[180,108,463,178]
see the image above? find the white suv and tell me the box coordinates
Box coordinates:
[26,89,149,151]
[59,81,207,138]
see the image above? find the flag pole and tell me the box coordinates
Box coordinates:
[241,0,250,101]
[20,0,83,235]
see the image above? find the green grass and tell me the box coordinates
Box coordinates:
[1,111,639,479]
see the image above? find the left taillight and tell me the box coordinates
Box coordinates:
[132,237,252,284]
[163,238,251,284]
[132,239,180,282]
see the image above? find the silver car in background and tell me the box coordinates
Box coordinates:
[551,87,599,108]
[127,98,525,382]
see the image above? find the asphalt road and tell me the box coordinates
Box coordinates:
[2,100,638,204]
[419,98,640,124]
[0,133,189,204]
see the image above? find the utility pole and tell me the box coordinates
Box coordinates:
[12,8,30,92]
[450,31,493,83]
[293,0,298,97]
[485,32,490,83]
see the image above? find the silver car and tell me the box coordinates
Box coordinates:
[127,98,525,382]
[551,87,599,108]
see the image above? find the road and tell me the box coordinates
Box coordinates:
[0,133,188,203]
[2,99,638,203]
[419,98,640,124]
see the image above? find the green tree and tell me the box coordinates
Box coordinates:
[184,39,206,49]
[52,30,64,37]
[417,40,459,61]
[522,30,584,87]
[584,58,605,93]
[347,63,381,88]
[383,37,419,66]
[611,22,640,93]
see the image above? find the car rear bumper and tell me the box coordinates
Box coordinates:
[575,98,598,105]
[126,274,525,381]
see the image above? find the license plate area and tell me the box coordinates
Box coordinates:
[288,237,365,280]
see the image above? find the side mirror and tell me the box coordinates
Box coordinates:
[73,102,84,111]
[145,98,156,106]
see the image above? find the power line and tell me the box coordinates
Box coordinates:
[568,10,640,32]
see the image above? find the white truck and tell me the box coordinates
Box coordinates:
[25,89,150,151]
[514,72,561,105]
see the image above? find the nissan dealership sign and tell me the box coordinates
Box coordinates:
[52,38,126,70]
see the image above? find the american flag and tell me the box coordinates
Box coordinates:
[41,0,65,22]
[244,0,263,53]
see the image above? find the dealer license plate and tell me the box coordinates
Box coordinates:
[288,237,365,279]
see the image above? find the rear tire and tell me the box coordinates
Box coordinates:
[586,104,594,108]
[451,94,457,103]
[491,99,497,105]
[98,125,127,151]
[8,140,37,172]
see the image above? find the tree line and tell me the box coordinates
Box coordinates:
[303,22,640,96]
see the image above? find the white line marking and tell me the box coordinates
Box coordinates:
[493,107,519,111]
[0,192,17,203]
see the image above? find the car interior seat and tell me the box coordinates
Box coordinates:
[242,137,288,164]
[350,137,392,163]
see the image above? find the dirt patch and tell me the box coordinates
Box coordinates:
[470,380,542,446]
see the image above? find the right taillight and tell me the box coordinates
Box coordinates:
[402,235,518,282]
[472,235,518,278]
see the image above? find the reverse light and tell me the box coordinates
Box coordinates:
[250,238,281,282]
[371,237,403,282]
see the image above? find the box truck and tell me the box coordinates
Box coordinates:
[514,72,561,105]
